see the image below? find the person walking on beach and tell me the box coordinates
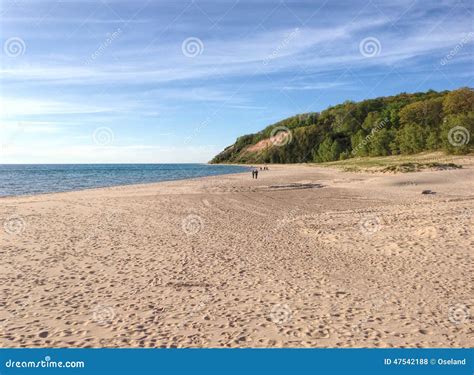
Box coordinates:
[252,170,255,179]
[254,169,258,179]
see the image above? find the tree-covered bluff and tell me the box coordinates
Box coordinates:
[210,88,473,164]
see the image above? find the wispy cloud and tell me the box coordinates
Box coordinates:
[0,98,112,117]
[2,24,469,87]
[0,143,221,163]
[1,0,472,163]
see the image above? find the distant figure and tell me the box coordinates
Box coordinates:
[255,169,259,179]
[252,170,256,179]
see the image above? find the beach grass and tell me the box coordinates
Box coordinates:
[314,151,473,173]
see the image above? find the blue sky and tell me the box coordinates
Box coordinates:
[1,0,473,163]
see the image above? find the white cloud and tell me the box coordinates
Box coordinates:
[0,120,61,133]
[1,0,471,164]
[1,22,469,88]
[0,144,219,163]
[282,82,348,90]
[0,97,111,117]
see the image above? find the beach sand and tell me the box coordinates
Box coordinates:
[0,164,472,348]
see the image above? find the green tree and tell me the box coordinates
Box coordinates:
[368,128,394,156]
[441,112,473,154]
[426,131,441,150]
[314,138,332,162]
[351,130,369,157]
[330,139,342,160]
[314,138,341,162]
[396,123,427,154]
[443,88,474,115]
[399,98,443,127]
[362,112,380,131]
[210,87,473,164]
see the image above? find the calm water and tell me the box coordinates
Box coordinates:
[0,164,249,197]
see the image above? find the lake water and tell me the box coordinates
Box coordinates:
[0,164,249,197]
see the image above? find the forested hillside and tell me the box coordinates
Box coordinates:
[211,88,473,164]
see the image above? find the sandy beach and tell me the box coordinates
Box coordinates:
[1,164,472,348]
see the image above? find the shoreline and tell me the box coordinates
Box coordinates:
[0,165,252,200]
[2,152,472,199]
[1,164,472,348]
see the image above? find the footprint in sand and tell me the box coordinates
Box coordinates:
[415,226,438,239]
[298,227,338,243]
